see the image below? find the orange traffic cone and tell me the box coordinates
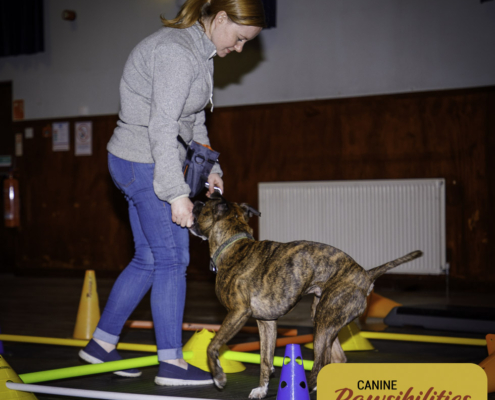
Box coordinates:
[480,334,495,393]
[73,270,100,340]
[487,334,495,355]
[0,355,38,399]
[360,290,402,322]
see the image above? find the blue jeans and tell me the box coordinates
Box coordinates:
[94,153,189,360]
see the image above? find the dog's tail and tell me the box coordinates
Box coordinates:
[367,250,423,281]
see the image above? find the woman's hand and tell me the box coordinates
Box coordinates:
[171,197,194,228]
[206,173,224,197]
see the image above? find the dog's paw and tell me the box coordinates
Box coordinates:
[213,372,227,389]
[308,376,318,392]
[248,385,268,399]
[213,378,225,389]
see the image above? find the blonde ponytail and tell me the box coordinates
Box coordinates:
[161,0,265,30]
[161,0,210,29]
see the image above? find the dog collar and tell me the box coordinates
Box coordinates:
[210,232,254,274]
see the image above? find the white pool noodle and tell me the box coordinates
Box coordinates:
[6,382,221,400]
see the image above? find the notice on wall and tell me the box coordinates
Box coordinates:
[42,124,52,138]
[0,155,12,167]
[52,122,70,151]
[25,127,34,139]
[13,99,24,121]
[75,121,92,156]
[15,133,23,156]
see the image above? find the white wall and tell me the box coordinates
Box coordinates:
[218,0,495,106]
[0,0,494,120]
[0,0,178,119]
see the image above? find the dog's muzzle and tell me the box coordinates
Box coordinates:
[189,201,207,240]
[192,201,205,217]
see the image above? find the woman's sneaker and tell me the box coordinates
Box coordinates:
[79,339,142,377]
[155,361,214,386]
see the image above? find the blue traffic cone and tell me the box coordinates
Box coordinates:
[276,344,310,400]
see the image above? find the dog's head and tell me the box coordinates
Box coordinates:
[190,192,261,241]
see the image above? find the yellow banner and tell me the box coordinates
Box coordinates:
[318,364,487,400]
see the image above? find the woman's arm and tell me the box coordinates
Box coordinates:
[148,42,196,203]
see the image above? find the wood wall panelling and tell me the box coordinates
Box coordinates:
[13,116,133,275]
[8,86,495,287]
[206,88,495,285]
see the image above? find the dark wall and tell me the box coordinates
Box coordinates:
[3,86,495,288]
[8,115,134,275]
[0,81,15,273]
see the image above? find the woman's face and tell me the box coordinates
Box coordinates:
[207,12,262,58]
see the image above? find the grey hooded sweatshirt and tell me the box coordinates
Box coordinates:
[107,23,222,203]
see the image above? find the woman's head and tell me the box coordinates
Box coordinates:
[205,11,262,57]
[162,0,266,31]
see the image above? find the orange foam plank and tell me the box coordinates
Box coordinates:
[229,334,314,352]
[183,323,297,336]
[125,321,297,336]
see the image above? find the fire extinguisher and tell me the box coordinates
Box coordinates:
[4,173,20,228]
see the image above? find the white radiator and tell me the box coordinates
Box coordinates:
[258,179,447,275]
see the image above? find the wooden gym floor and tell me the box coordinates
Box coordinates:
[0,273,494,399]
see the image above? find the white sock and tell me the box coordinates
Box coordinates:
[161,358,188,370]
[94,338,116,353]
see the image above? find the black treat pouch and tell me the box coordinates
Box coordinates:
[179,137,220,198]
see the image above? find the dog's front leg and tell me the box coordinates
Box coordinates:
[207,309,251,389]
[249,320,277,399]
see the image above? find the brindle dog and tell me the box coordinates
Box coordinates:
[190,193,422,399]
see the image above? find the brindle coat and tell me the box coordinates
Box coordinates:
[190,193,422,399]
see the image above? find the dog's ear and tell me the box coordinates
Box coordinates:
[216,201,229,215]
[240,203,261,221]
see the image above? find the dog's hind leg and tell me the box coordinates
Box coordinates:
[249,320,277,399]
[329,337,347,364]
[207,309,251,390]
[310,290,350,392]
[310,322,332,391]
[310,295,320,324]
[309,323,340,392]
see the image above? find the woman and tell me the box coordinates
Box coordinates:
[79,0,265,386]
